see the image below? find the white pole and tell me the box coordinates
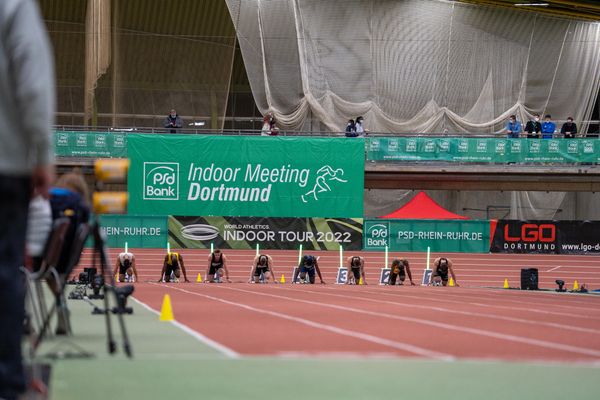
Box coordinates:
[210,242,214,255]
[125,242,128,254]
[298,244,303,264]
[339,245,343,267]
[256,243,259,257]
[426,246,431,270]
[385,245,388,267]
[167,242,170,254]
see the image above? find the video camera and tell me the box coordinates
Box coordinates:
[75,267,104,298]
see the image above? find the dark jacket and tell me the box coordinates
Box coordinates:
[561,122,578,138]
[524,121,542,138]
[163,115,183,133]
[345,123,357,137]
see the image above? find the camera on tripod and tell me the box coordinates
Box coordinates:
[75,267,104,299]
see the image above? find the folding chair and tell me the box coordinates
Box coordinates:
[22,217,70,336]
[33,223,90,351]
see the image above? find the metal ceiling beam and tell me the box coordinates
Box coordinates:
[457,0,600,20]
[547,0,600,12]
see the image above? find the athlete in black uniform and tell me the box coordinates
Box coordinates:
[205,249,231,283]
[431,257,458,286]
[250,254,277,283]
[345,255,367,285]
[158,252,190,283]
[388,258,414,285]
[293,255,325,284]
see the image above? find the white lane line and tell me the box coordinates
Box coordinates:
[131,296,240,359]
[153,284,454,361]
[408,289,600,315]
[322,286,600,320]
[547,266,562,272]
[279,286,600,335]
[219,286,600,359]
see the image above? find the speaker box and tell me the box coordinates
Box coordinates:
[521,268,539,290]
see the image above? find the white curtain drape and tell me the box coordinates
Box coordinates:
[226,0,600,134]
[84,0,111,125]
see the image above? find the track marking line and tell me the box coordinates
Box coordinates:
[151,284,454,361]
[131,296,240,359]
[405,289,600,317]
[217,285,600,359]
[279,286,600,335]
[321,286,599,321]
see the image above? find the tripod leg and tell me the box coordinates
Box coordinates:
[110,287,133,357]
[101,280,116,354]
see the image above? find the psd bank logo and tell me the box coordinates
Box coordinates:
[143,162,179,200]
[365,222,389,248]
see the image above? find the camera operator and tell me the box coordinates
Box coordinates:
[113,252,138,283]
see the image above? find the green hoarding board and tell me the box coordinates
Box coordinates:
[93,215,168,248]
[127,134,364,218]
[363,219,491,253]
[54,131,127,158]
[367,137,600,163]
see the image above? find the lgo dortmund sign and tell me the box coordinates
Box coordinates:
[127,134,365,218]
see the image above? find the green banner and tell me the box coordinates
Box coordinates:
[367,137,600,163]
[127,134,364,218]
[363,219,491,253]
[54,131,127,158]
[90,215,168,248]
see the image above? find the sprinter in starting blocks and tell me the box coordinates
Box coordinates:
[388,258,415,286]
[293,255,325,284]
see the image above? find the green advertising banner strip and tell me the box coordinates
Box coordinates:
[89,215,168,248]
[363,219,491,253]
[54,131,127,158]
[367,137,600,163]
[169,216,363,251]
[127,134,365,218]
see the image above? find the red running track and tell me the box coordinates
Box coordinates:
[131,282,600,364]
[76,248,600,363]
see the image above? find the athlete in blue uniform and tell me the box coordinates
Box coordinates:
[293,255,325,284]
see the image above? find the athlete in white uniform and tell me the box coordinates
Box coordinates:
[113,252,138,283]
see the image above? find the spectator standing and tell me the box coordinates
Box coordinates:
[541,114,556,139]
[505,115,522,138]
[345,119,357,137]
[524,114,542,138]
[261,112,279,136]
[0,0,55,398]
[355,116,365,136]
[163,109,183,133]
[561,117,578,138]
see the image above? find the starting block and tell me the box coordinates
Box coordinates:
[291,267,310,284]
[335,267,348,284]
[379,268,391,285]
[421,269,432,286]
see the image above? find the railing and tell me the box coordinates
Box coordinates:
[53,130,600,164]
